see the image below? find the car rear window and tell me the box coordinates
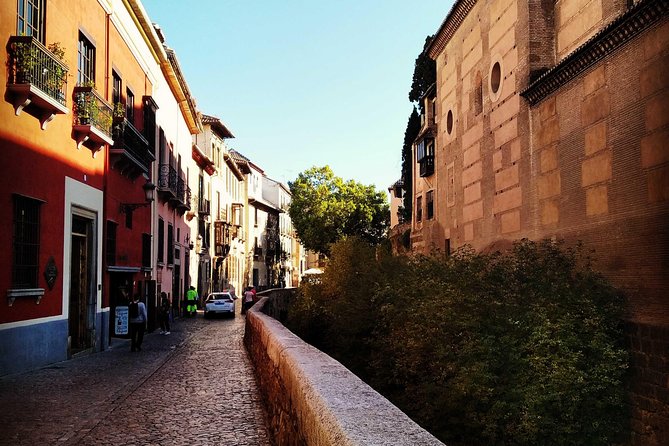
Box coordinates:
[209,294,232,301]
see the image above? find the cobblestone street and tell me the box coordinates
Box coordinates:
[0,309,271,446]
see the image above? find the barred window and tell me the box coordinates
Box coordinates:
[12,195,42,289]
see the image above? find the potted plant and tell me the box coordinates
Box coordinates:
[74,81,112,131]
[45,42,67,101]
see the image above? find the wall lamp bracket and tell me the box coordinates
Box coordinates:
[119,182,156,214]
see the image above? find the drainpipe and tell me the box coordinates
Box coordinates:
[102,12,111,342]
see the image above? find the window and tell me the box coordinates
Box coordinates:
[17,0,45,42]
[77,32,95,86]
[112,71,122,106]
[157,218,164,264]
[447,109,454,135]
[142,233,151,268]
[416,196,423,223]
[106,220,117,266]
[445,238,451,256]
[426,190,434,220]
[167,224,174,265]
[125,88,134,124]
[417,138,435,177]
[143,96,156,150]
[490,62,501,94]
[489,59,504,103]
[12,195,42,289]
[158,127,166,165]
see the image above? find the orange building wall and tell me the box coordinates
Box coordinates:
[0,0,108,323]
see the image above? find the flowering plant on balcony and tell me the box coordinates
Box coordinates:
[9,37,68,103]
[74,82,113,133]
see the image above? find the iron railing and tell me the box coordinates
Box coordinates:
[198,198,210,215]
[158,164,178,196]
[73,86,113,137]
[176,177,191,211]
[7,35,68,106]
[111,118,154,174]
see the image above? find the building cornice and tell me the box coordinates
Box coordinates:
[427,0,478,60]
[521,0,668,105]
[125,0,202,135]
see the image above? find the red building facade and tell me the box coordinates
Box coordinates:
[0,0,165,375]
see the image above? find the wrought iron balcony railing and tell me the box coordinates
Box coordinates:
[176,177,191,212]
[6,35,69,128]
[198,198,210,215]
[72,86,113,155]
[111,118,155,178]
[157,164,178,199]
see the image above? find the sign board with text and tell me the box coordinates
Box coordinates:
[115,306,128,335]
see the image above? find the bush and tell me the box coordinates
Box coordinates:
[286,238,629,446]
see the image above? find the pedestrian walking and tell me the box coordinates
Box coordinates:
[242,287,254,314]
[128,294,147,352]
[159,291,171,335]
[185,285,198,317]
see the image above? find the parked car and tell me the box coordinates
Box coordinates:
[203,292,236,318]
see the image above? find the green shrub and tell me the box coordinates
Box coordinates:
[287,238,629,446]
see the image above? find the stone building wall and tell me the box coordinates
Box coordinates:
[420,0,669,443]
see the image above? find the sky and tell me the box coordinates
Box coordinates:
[141,0,454,196]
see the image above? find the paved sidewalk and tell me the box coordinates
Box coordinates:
[0,310,271,446]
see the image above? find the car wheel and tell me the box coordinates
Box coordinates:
[203,311,209,319]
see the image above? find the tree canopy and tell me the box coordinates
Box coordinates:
[400,107,421,222]
[408,35,437,110]
[288,166,390,255]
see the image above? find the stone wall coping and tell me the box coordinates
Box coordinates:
[247,296,445,446]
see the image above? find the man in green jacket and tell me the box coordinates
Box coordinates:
[185,285,198,317]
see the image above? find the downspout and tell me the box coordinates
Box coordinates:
[102,12,111,336]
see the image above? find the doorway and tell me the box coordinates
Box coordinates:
[69,213,96,356]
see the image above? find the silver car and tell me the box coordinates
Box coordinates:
[203,292,236,318]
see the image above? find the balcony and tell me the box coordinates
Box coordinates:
[72,86,113,156]
[419,155,435,177]
[6,36,69,129]
[416,137,435,178]
[198,198,211,216]
[157,164,178,200]
[111,118,154,179]
[175,177,191,213]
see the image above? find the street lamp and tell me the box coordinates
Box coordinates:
[119,181,156,214]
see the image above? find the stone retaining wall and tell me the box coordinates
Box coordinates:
[244,291,445,446]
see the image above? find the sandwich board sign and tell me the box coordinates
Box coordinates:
[115,306,129,335]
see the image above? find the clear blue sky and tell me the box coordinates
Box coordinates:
[141,0,453,195]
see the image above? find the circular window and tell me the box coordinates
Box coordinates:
[491,62,501,94]
[446,110,454,135]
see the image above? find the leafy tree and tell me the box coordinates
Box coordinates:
[408,35,437,111]
[287,238,629,446]
[400,107,420,222]
[288,166,389,256]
